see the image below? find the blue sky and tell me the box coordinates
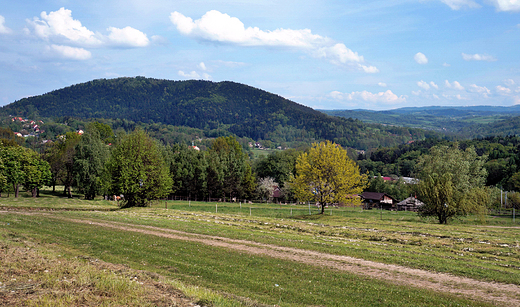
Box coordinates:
[0,0,519,110]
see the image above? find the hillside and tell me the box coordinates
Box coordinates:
[321,106,520,137]
[0,77,440,150]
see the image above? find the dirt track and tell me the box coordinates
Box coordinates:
[54,214,520,306]
[4,211,520,306]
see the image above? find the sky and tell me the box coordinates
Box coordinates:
[0,1,520,110]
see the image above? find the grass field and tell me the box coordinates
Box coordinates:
[1,191,519,306]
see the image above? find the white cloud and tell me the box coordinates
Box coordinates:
[456,94,468,100]
[488,0,520,12]
[443,62,451,67]
[329,90,406,104]
[440,0,481,10]
[178,70,201,79]
[151,35,168,45]
[417,80,430,90]
[445,80,465,90]
[462,53,497,61]
[26,7,102,46]
[378,82,387,87]
[414,52,428,64]
[26,8,150,49]
[496,85,511,95]
[0,15,12,34]
[314,43,364,64]
[178,70,211,80]
[215,60,247,67]
[468,84,490,97]
[48,44,92,60]
[170,10,377,73]
[504,79,515,87]
[170,10,326,48]
[417,81,438,90]
[107,26,149,47]
[198,62,207,71]
[360,65,379,73]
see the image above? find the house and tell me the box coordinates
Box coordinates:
[402,177,419,184]
[360,192,396,210]
[373,176,395,182]
[396,196,425,212]
[272,186,283,200]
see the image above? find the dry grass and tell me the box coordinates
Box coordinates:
[0,236,196,306]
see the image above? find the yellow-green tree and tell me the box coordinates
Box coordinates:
[292,141,368,214]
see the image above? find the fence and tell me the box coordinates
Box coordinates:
[156,199,367,218]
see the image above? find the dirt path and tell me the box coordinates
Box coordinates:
[6,211,520,306]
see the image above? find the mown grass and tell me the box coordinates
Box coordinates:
[0,189,117,210]
[154,200,520,226]
[60,206,520,286]
[0,212,493,307]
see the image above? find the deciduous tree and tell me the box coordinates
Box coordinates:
[1,145,50,197]
[292,141,368,214]
[417,144,488,224]
[73,124,110,200]
[105,129,172,208]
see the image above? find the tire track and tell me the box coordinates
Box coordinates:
[46,214,520,307]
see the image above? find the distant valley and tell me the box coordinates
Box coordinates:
[320,106,520,138]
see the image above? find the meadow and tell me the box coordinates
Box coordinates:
[1,191,519,306]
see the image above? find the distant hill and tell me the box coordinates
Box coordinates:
[321,106,520,137]
[0,77,440,150]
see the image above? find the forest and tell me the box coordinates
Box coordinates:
[0,77,442,150]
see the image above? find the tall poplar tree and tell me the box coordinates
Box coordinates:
[73,124,110,200]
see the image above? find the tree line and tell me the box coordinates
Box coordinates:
[1,122,518,224]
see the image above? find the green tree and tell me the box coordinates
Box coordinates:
[73,124,111,200]
[166,143,207,200]
[417,144,488,224]
[90,121,114,144]
[292,141,368,214]
[1,145,50,197]
[23,156,51,197]
[209,136,250,200]
[43,132,82,197]
[105,129,172,208]
[253,149,299,188]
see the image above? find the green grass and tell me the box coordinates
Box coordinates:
[0,213,493,307]
[1,195,519,306]
[61,206,520,285]
[0,189,118,210]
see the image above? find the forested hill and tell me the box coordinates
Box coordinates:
[0,77,439,149]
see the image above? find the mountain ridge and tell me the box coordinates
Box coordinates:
[0,77,439,150]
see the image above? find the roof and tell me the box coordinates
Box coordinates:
[397,197,425,207]
[360,192,395,201]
